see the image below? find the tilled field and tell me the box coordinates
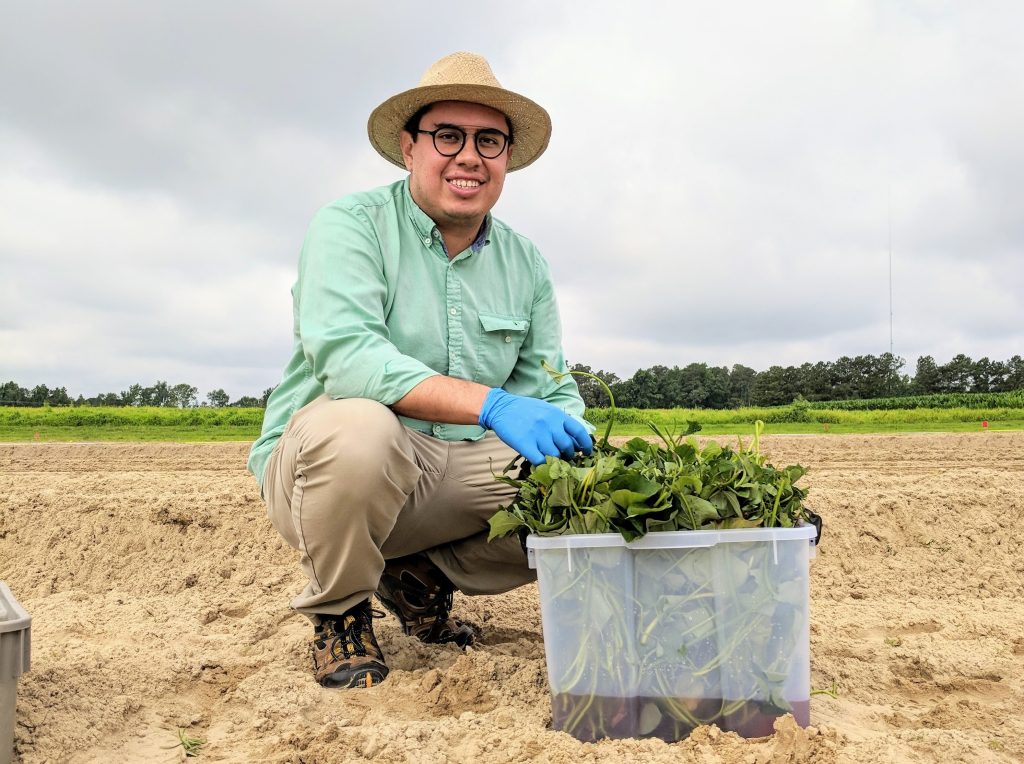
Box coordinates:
[1,433,1022,763]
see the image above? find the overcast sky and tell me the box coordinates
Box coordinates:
[2,1,1022,400]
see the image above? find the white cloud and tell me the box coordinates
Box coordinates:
[2,0,1022,398]
[0,168,294,398]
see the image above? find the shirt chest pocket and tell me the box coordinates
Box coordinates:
[476,312,530,378]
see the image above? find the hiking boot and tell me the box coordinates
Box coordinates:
[376,553,476,648]
[310,600,389,689]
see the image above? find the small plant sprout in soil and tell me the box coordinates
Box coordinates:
[172,729,205,758]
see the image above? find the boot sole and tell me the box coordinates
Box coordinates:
[319,664,388,689]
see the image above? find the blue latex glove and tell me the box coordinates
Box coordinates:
[478,388,593,465]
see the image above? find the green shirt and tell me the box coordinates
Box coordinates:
[247,178,588,488]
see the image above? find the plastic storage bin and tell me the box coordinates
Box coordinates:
[527,525,816,742]
[1,582,31,764]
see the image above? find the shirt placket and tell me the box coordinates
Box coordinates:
[437,258,464,440]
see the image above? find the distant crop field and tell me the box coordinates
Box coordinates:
[807,389,1024,410]
[584,403,1024,430]
[1,405,1020,441]
[0,406,263,441]
[0,406,264,427]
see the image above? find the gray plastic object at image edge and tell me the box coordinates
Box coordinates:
[1,581,32,764]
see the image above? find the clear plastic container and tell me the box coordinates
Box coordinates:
[527,526,815,742]
[1,582,31,764]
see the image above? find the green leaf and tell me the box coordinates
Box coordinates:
[680,494,720,524]
[718,516,763,529]
[548,458,572,479]
[548,477,573,508]
[610,472,661,497]
[785,464,807,482]
[487,419,810,543]
[529,461,555,487]
[701,441,723,460]
[540,359,567,382]
[487,510,524,541]
[617,518,646,542]
[670,474,702,495]
[590,497,620,520]
[645,516,678,533]
[674,442,698,462]
[590,512,612,533]
[620,438,655,457]
[722,490,742,517]
[567,514,588,534]
[626,497,671,517]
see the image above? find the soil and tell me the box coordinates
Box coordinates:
[2,432,1023,763]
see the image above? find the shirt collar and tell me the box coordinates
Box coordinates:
[470,216,492,252]
[403,177,491,255]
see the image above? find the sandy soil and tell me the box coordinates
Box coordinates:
[2,432,1023,763]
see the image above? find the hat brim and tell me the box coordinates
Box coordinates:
[367,83,551,172]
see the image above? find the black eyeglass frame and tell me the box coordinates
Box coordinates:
[415,125,511,159]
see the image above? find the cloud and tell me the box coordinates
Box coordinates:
[0,167,293,398]
[2,1,1022,398]
[498,2,1024,375]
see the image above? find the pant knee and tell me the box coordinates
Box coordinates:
[290,396,420,500]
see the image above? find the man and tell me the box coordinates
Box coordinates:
[248,52,592,690]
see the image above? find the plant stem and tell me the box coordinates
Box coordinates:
[543,361,617,446]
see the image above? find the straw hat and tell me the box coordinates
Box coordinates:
[367,52,551,172]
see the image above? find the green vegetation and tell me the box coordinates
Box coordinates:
[8,351,1024,412]
[0,425,259,442]
[489,367,813,741]
[810,389,1024,410]
[0,406,263,442]
[572,353,1024,410]
[0,406,263,427]
[1,379,272,408]
[811,680,840,699]
[0,398,1020,443]
[491,365,811,542]
[489,415,810,541]
[586,402,1024,436]
[176,730,205,758]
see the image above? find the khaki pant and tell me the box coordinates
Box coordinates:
[262,395,534,617]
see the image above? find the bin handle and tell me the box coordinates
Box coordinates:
[806,509,823,546]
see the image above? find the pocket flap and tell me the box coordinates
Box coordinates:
[479,313,529,333]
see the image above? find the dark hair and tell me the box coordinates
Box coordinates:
[403,102,514,144]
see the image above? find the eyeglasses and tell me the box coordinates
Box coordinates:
[416,125,510,159]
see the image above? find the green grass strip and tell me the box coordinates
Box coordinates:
[0,425,259,442]
[0,406,1020,443]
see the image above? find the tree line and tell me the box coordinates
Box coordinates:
[570,352,1024,409]
[0,380,275,409]
[4,352,1023,410]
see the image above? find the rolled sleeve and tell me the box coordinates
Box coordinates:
[298,204,438,404]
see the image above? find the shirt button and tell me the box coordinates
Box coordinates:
[504,336,512,343]
[432,424,442,435]
[449,307,458,316]
[423,237,431,246]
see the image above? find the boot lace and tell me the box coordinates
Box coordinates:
[316,604,385,657]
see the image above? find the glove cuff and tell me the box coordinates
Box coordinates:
[477,387,508,428]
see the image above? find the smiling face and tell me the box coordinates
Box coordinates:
[400,100,512,241]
